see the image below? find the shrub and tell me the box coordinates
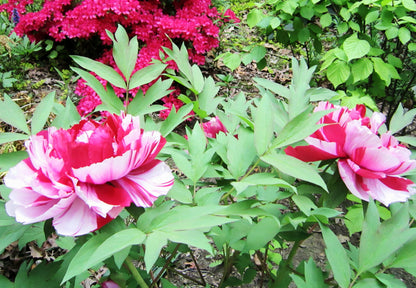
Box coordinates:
[239,0,416,121]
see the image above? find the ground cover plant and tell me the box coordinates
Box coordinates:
[1,1,416,288]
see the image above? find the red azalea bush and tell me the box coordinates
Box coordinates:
[0,0,239,117]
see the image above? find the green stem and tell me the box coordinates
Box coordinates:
[124,256,149,288]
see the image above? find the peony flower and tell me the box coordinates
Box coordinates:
[4,113,174,236]
[202,116,227,138]
[285,102,416,206]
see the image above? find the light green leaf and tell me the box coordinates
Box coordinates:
[167,180,193,204]
[389,103,416,134]
[107,25,138,82]
[403,0,416,11]
[358,201,416,274]
[0,151,28,172]
[51,97,81,129]
[365,10,379,25]
[254,77,290,99]
[398,27,411,44]
[127,79,172,116]
[0,94,29,134]
[351,58,373,83]
[246,217,280,251]
[306,88,337,102]
[71,67,125,113]
[343,33,371,62]
[31,91,55,134]
[221,52,241,71]
[198,76,221,116]
[272,108,330,149]
[0,132,28,145]
[160,103,193,137]
[227,128,256,179]
[261,152,327,191]
[144,231,168,271]
[254,93,274,155]
[247,9,265,27]
[231,173,296,195]
[327,60,350,88]
[385,26,398,40]
[71,55,126,89]
[129,63,167,90]
[395,136,416,147]
[320,224,351,288]
[372,57,400,86]
[320,13,332,28]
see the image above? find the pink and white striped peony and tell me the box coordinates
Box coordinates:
[285,102,416,206]
[4,113,174,236]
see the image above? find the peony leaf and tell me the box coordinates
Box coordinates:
[254,92,274,155]
[261,152,328,191]
[320,224,351,288]
[0,151,28,173]
[389,103,416,134]
[144,231,168,272]
[71,55,126,89]
[0,94,30,134]
[51,97,81,129]
[31,91,55,134]
[129,63,167,90]
[0,132,28,145]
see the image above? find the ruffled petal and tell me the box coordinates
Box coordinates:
[115,161,174,207]
[52,197,98,236]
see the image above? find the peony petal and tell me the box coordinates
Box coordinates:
[115,161,174,207]
[350,146,402,172]
[74,181,130,217]
[72,150,137,184]
[4,159,37,189]
[7,190,76,224]
[338,160,415,206]
[52,197,98,236]
[285,141,341,162]
[345,158,386,179]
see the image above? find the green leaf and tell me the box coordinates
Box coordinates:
[107,25,138,83]
[231,173,296,195]
[198,76,221,116]
[167,180,193,204]
[403,0,416,11]
[71,55,126,89]
[31,91,55,134]
[221,52,241,71]
[250,45,267,62]
[160,103,193,137]
[0,94,29,134]
[306,88,337,102]
[320,224,351,288]
[395,136,416,147]
[0,151,28,172]
[343,33,371,62]
[254,77,290,99]
[246,217,280,251]
[320,13,332,28]
[272,108,330,149]
[358,201,416,274]
[372,57,400,86]
[326,60,350,88]
[365,10,380,25]
[300,6,315,20]
[129,63,167,90]
[261,152,327,191]
[376,273,407,288]
[71,67,125,113]
[0,222,29,254]
[385,26,398,40]
[247,9,264,27]
[398,27,411,44]
[0,132,28,145]
[51,97,81,129]
[254,93,274,155]
[291,258,328,288]
[0,275,14,288]
[144,231,168,271]
[89,228,145,268]
[227,128,256,179]
[389,103,416,134]
[127,79,172,116]
[351,58,373,83]
[292,195,317,216]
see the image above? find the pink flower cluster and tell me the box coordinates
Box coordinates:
[4,113,174,236]
[285,102,416,206]
[0,0,240,117]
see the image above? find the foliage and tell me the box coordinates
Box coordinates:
[225,0,416,122]
[1,25,416,288]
